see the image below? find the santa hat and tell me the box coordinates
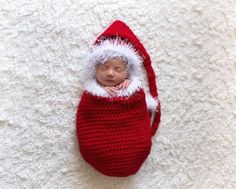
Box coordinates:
[85,20,161,136]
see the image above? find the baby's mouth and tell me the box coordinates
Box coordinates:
[105,79,114,82]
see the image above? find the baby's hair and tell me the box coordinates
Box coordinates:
[99,56,127,64]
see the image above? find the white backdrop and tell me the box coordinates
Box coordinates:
[0,0,236,188]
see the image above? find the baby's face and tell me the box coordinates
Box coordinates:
[95,58,128,87]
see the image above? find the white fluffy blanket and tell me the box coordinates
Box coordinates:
[0,0,235,188]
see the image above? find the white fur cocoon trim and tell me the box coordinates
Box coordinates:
[84,77,142,98]
[83,38,143,79]
[84,77,158,111]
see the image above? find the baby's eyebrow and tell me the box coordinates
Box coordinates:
[114,66,122,68]
[100,63,108,66]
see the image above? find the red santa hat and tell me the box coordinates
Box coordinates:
[86,20,158,96]
[94,20,158,98]
[85,20,161,135]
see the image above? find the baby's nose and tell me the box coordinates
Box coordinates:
[107,69,114,76]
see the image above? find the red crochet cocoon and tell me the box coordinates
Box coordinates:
[76,89,153,177]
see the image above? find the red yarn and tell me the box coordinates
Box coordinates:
[76,20,161,177]
[95,20,158,98]
[76,89,153,177]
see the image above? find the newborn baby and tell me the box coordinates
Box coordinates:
[95,57,132,96]
[76,20,161,177]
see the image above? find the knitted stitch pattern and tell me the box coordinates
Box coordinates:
[76,89,152,177]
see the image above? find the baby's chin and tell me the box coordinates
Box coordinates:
[100,80,120,87]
